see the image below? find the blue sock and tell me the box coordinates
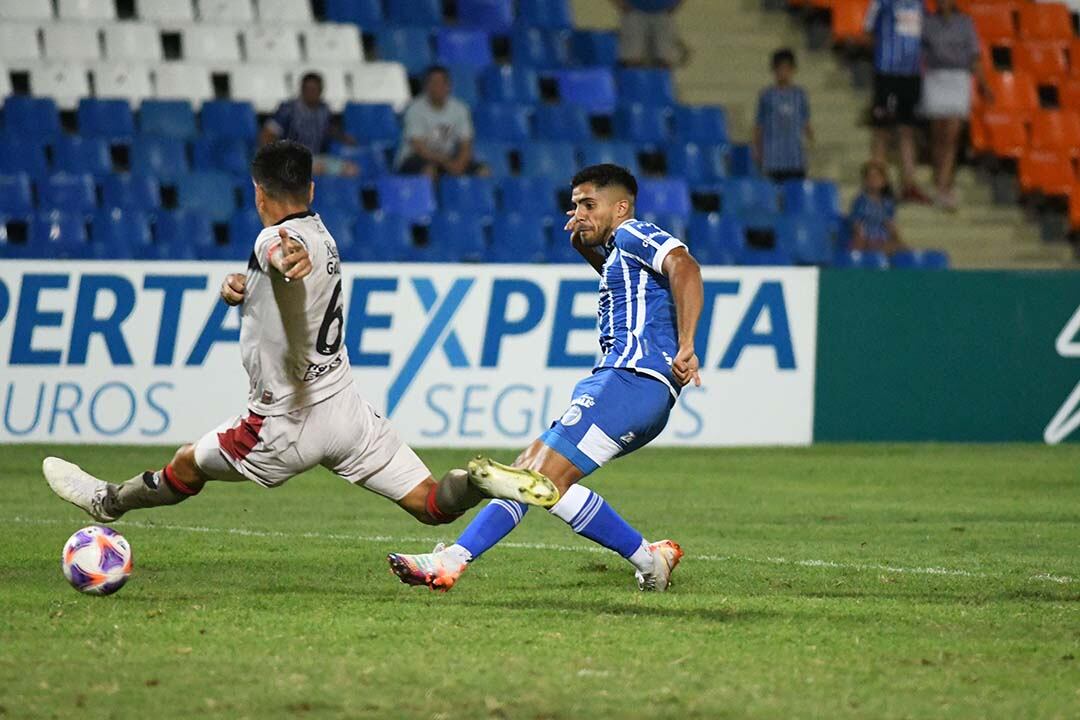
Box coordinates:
[454,499,528,559]
[549,485,649,568]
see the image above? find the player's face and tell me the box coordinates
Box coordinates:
[570,183,628,246]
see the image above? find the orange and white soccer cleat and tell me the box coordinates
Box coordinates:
[387,546,468,592]
[635,539,684,592]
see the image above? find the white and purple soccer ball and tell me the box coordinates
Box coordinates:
[61,526,133,595]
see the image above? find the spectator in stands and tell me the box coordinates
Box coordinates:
[922,0,989,212]
[260,72,358,176]
[395,66,487,179]
[850,160,907,256]
[612,0,688,68]
[864,0,931,204]
[753,48,813,183]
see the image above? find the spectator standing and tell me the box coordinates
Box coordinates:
[260,73,357,176]
[754,48,814,183]
[850,160,907,256]
[864,0,931,203]
[395,66,487,179]
[613,0,687,68]
[922,0,989,211]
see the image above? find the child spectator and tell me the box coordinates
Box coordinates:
[850,160,907,256]
[753,48,813,183]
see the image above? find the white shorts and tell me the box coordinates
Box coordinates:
[193,387,430,501]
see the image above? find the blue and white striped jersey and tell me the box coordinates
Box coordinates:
[756,85,810,174]
[864,0,924,76]
[595,219,687,398]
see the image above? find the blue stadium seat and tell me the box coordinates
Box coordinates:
[666,142,727,184]
[458,0,514,32]
[0,174,34,215]
[636,178,690,216]
[0,137,49,179]
[151,211,212,261]
[348,211,414,262]
[722,177,779,217]
[191,138,250,176]
[102,174,161,212]
[314,175,362,213]
[332,144,390,177]
[314,207,357,254]
[517,0,572,28]
[534,104,591,141]
[727,144,758,177]
[489,211,548,263]
[385,0,443,26]
[176,172,238,222]
[688,212,744,265]
[376,176,436,220]
[228,208,263,247]
[376,28,433,75]
[479,66,540,103]
[473,103,532,141]
[342,103,401,145]
[2,97,61,142]
[131,136,189,182]
[616,68,675,105]
[553,68,616,113]
[200,100,257,142]
[738,243,793,266]
[639,213,687,242]
[613,104,672,145]
[325,0,384,28]
[40,173,97,215]
[781,179,841,217]
[497,176,558,215]
[547,222,581,263]
[448,65,480,106]
[439,175,497,216]
[428,211,487,262]
[570,30,618,66]
[437,28,495,68]
[52,137,113,177]
[29,211,93,259]
[833,249,889,269]
[520,141,577,179]
[889,249,950,270]
[580,142,640,175]
[673,106,728,144]
[510,27,572,69]
[77,99,135,142]
[777,215,833,265]
[472,140,514,177]
[139,100,198,139]
[91,208,148,259]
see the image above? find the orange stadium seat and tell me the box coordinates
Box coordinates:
[968,3,1018,44]
[1019,149,1075,197]
[1069,188,1080,229]
[983,110,1029,158]
[1013,41,1069,78]
[1030,110,1080,157]
[1071,39,1080,76]
[831,0,871,45]
[1058,78,1080,110]
[1018,2,1074,42]
[986,71,1039,115]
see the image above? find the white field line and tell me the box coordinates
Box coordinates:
[9,516,1074,586]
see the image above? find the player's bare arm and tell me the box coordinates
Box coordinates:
[267,226,313,281]
[220,273,247,306]
[663,247,703,388]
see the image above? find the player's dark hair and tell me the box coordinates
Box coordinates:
[250,140,312,203]
[571,164,638,197]
[301,72,323,88]
[772,48,796,69]
[424,64,450,82]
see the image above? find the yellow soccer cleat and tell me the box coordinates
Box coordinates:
[466,456,560,508]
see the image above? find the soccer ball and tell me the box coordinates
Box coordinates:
[61,526,133,595]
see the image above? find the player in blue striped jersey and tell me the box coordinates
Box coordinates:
[388,164,704,592]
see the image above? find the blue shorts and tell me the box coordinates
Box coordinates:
[540,368,674,476]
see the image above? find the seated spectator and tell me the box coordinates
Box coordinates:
[260,72,358,176]
[613,0,688,68]
[850,160,907,256]
[395,66,488,179]
[753,48,813,183]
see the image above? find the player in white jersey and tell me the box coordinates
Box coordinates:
[43,141,558,537]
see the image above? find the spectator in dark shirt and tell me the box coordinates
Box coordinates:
[260,73,357,176]
[850,160,906,256]
[753,48,813,183]
[613,0,687,68]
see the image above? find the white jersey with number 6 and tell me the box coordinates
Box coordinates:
[242,211,351,416]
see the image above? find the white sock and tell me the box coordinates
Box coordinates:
[444,543,473,565]
[627,539,653,575]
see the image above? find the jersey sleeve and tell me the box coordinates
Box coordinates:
[613,222,687,274]
[253,224,309,274]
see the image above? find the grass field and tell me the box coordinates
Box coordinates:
[1,443,1078,719]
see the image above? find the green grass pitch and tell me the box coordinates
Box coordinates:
[1,444,1078,719]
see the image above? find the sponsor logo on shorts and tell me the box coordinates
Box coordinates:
[619,432,636,445]
[560,405,583,426]
[303,355,343,382]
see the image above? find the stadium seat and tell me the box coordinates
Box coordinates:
[0,0,53,20]
[782,179,841,217]
[136,0,195,22]
[580,141,640,175]
[131,136,189,181]
[228,208,263,247]
[436,29,495,68]
[833,249,889,269]
[981,110,1028,158]
[243,27,302,65]
[428,211,487,262]
[257,0,313,23]
[1018,149,1074,197]
[738,243,793,267]
[29,211,93,259]
[727,144,759,177]
[1059,78,1080,111]
[439,176,498,216]
[154,64,214,106]
[517,0,573,28]
[77,98,135,142]
[198,0,254,23]
[613,103,672,145]
[0,23,42,62]
[29,61,91,109]
[102,23,162,62]
[92,63,154,106]
[332,144,389,177]
[553,68,617,113]
[638,212,687,242]
[200,100,257,142]
[375,28,434,75]
[673,106,729,144]
[313,207,356,254]
[533,104,592,141]
[830,0,872,46]
[0,174,34,215]
[1018,2,1073,41]
[510,27,572,69]
[2,96,61,142]
[570,30,618,66]
[176,172,238,222]
[889,249,950,270]
[385,0,444,26]
[445,64,480,106]
[666,142,727,184]
[350,62,412,111]
[348,211,414,262]
[40,173,97,214]
[52,136,112,177]
[0,138,49,179]
[473,103,532,141]
[101,173,161,212]
[636,178,691,216]
[498,176,559,215]
[191,137,250,176]
[488,211,549,263]
[458,0,515,32]
[90,208,147,258]
[324,0,384,29]
[616,68,676,105]
[139,99,197,139]
[313,175,362,213]
[149,211,211,260]
[968,3,1017,43]
[59,0,115,21]
[302,24,364,63]
[688,212,743,265]
[472,140,515,177]
[42,24,101,61]
[1013,41,1069,79]
[776,215,833,265]
[520,141,577,179]
[180,26,242,64]
[343,103,401,145]
[1030,110,1080,157]
[376,176,437,220]
[722,177,780,217]
[480,66,540,103]
[226,66,292,113]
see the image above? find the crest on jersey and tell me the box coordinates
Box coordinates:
[560,406,583,426]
